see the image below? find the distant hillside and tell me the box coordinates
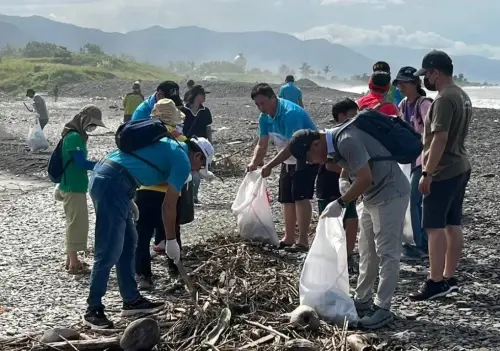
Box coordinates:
[0,14,373,76]
[351,45,500,83]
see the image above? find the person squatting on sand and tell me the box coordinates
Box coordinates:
[288,123,410,329]
[315,97,359,272]
[393,66,433,259]
[247,83,318,252]
[409,50,472,301]
[55,105,106,274]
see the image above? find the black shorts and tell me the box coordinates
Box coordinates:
[422,170,471,229]
[278,163,318,204]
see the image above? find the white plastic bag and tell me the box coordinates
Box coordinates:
[355,163,414,245]
[27,119,49,152]
[53,184,64,202]
[231,171,279,246]
[299,216,358,326]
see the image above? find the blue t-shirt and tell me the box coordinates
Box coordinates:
[106,138,190,192]
[259,98,316,163]
[278,83,302,105]
[131,94,156,121]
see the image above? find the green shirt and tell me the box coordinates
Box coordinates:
[58,131,89,193]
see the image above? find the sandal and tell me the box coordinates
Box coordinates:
[278,241,294,249]
[68,263,91,275]
[285,244,309,253]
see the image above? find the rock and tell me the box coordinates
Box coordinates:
[120,318,160,351]
[283,339,319,351]
[347,333,378,351]
[289,305,320,331]
[40,328,80,343]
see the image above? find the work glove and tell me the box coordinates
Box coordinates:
[339,178,350,196]
[166,239,181,264]
[53,184,64,202]
[320,199,344,219]
[130,201,139,221]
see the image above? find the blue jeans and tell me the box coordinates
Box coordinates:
[410,166,428,253]
[87,161,139,310]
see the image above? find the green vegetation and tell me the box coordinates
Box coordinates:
[0,42,179,94]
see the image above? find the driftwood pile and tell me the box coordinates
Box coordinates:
[0,234,382,351]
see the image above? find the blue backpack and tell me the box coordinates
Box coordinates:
[47,136,73,184]
[115,119,177,174]
[332,109,423,164]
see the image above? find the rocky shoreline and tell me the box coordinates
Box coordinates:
[0,81,499,350]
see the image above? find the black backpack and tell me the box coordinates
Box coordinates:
[332,109,423,164]
[47,135,73,184]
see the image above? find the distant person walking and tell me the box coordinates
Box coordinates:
[410,50,472,301]
[278,75,304,107]
[393,66,433,259]
[373,61,404,106]
[56,105,106,274]
[53,85,59,102]
[26,89,49,130]
[123,81,144,122]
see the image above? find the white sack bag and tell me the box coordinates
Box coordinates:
[27,119,49,152]
[299,216,358,326]
[231,171,279,246]
[355,163,414,245]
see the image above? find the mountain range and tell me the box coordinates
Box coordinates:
[1,14,500,83]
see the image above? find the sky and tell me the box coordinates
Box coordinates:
[1,0,500,59]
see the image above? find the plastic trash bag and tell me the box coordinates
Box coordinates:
[355,163,414,245]
[231,171,279,246]
[299,216,358,326]
[27,119,49,152]
[53,184,64,202]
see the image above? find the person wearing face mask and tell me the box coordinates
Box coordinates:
[56,105,106,274]
[410,50,472,301]
[393,66,433,259]
[182,85,214,204]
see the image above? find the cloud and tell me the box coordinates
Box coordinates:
[320,0,404,5]
[295,23,500,59]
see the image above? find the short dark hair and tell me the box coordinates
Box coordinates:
[251,83,276,100]
[26,88,35,95]
[331,98,358,122]
[187,79,195,87]
[285,75,295,82]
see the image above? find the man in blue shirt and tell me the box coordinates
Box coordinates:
[247,83,317,252]
[278,75,304,107]
[132,80,183,121]
[84,134,214,329]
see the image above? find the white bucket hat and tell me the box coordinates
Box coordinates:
[151,98,185,126]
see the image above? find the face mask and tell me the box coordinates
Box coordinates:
[85,125,97,133]
[424,76,437,91]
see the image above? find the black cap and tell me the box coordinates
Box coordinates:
[373,61,390,73]
[26,88,35,96]
[414,50,453,76]
[288,129,320,170]
[157,81,182,106]
[185,85,210,103]
[285,75,295,82]
[392,66,419,86]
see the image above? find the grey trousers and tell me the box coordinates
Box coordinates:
[192,171,201,201]
[354,193,409,310]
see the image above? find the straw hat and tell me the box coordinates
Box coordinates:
[151,98,185,125]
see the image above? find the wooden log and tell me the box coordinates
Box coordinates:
[31,336,120,351]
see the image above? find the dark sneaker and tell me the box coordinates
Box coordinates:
[445,276,459,292]
[409,279,451,301]
[137,275,154,291]
[359,305,393,330]
[83,307,114,329]
[354,299,373,318]
[121,296,164,317]
[401,244,423,261]
[167,259,179,276]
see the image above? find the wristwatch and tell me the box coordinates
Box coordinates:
[422,171,429,177]
[337,198,347,208]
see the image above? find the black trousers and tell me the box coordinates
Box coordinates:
[135,190,181,278]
